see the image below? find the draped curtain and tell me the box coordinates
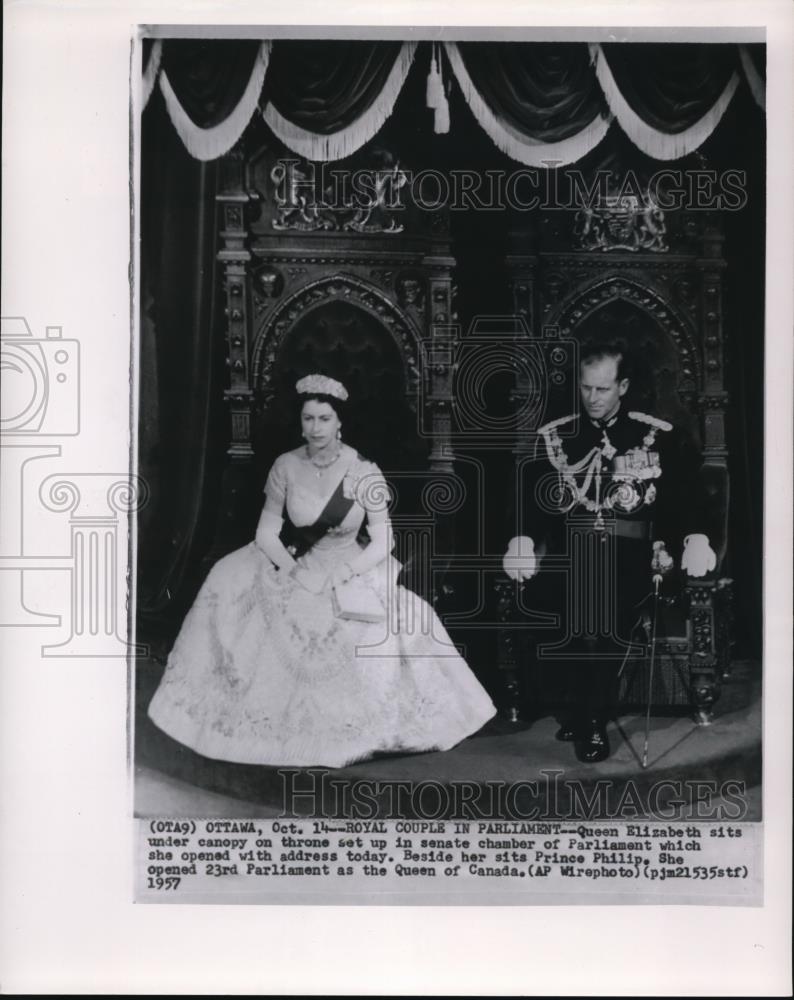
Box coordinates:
[455,44,606,140]
[445,42,612,165]
[589,43,740,159]
[142,39,765,164]
[138,89,224,622]
[157,40,269,160]
[262,40,417,161]
[138,39,765,653]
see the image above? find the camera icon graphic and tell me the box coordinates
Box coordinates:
[419,315,579,443]
[0,314,143,656]
[1,317,80,436]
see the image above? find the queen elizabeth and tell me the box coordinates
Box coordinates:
[147,374,496,767]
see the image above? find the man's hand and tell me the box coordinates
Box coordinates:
[681,533,717,577]
[503,536,538,582]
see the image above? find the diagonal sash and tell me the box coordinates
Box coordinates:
[291,474,356,559]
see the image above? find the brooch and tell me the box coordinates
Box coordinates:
[342,469,361,501]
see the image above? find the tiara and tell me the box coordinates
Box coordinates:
[295,374,349,401]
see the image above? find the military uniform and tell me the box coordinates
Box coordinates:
[515,403,708,740]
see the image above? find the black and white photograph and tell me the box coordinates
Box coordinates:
[131,26,771,906]
[1,0,792,993]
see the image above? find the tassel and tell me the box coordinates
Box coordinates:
[434,79,450,135]
[427,43,450,134]
[435,101,450,135]
[426,42,444,110]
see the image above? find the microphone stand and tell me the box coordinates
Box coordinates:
[642,573,663,769]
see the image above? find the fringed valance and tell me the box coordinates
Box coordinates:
[142,39,765,165]
[590,43,740,160]
[141,39,162,110]
[739,44,766,111]
[158,40,269,161]
[262,41,417,162]
[445,42,612,167]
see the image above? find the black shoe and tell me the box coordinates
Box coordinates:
[555,723,579,742]
[574,721,611,763]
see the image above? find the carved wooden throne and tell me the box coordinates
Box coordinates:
[212,140,465,602]
[496,193,734,725]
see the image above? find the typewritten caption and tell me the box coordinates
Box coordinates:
[136,818,761,905]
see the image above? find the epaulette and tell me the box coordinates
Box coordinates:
[538,413,578,436]
[628,411,672,433]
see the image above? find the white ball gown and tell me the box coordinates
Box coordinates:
[147,448,496,767]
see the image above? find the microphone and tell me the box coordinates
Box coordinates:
[651,540,673,594]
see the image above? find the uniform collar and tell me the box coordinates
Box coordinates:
[589,402,622,430]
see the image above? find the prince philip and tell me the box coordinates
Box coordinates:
[503,338,717,763]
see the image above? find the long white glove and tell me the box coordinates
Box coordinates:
[503,536,538,582]
[255,509,297,573]
[681,533,717,577]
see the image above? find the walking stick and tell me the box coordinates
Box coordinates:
[641,572,663,769]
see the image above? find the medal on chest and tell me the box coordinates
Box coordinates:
[540,412,667,529]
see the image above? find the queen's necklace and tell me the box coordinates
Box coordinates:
[306,443,342,477]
